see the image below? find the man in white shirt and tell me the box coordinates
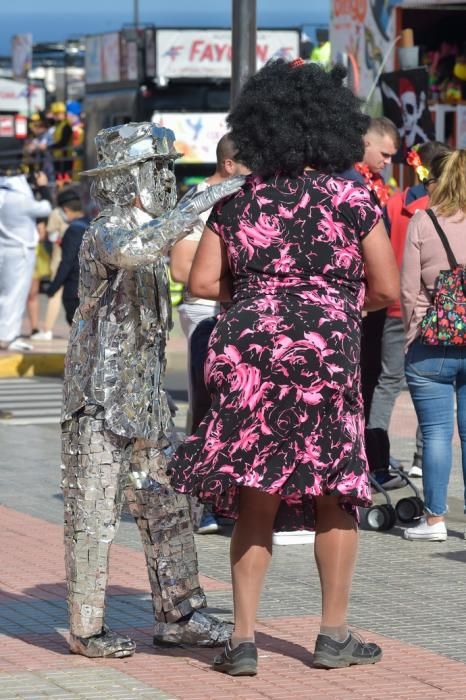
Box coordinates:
[0,169,52,350]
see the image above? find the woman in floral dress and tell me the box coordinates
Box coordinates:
[168,59,399,675]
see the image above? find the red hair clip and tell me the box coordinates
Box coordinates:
[289,57,305,68]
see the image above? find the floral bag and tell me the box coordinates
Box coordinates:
[420,209,466,346]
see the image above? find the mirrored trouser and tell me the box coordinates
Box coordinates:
[405,340,466,516]
[62,406,206,638]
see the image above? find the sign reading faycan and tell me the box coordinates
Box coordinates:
[156,29,300,79]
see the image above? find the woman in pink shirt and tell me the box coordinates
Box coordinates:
[401,149,466,542]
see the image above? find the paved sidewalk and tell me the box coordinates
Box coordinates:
[1,369,466,697]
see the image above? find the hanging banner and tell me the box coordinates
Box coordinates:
[380,67,435,160]
[330,0,398,100]
[12,34,33,80]
[85,33,121,84]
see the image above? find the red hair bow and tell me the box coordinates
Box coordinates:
[289,57,305,68]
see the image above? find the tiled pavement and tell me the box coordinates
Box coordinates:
[1,353,466,697]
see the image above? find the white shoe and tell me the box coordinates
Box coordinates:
[7,339,34,351]
[30,330,53,341]
[273,530,315,546]
[403,517,447,541]
[408,465,422,478]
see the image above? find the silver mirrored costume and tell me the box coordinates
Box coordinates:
[62,122,244,657]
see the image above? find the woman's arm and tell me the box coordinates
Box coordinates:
[400,217,422,333]
[361,219,400,311]
[188,225,232,302]
[170,239,199,284]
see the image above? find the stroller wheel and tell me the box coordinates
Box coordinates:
[396,496,424,523]
[364,504,396,531]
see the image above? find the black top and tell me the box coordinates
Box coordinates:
[47,217,89,300]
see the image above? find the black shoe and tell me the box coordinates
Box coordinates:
[313,631,382,669]
[213,639,258,676]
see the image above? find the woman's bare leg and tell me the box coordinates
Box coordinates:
[44,288,62,332]
[314,495,358,639]
[230,487,281,643]
[27,278,40,333]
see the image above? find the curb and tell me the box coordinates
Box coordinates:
[0,352,65,378]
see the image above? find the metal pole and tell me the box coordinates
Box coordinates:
[231,0,256,107]
[134,0,140,28]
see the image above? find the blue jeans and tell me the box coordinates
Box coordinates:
[405,339,466,516]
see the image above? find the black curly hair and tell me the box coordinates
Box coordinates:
[227,60,370,177]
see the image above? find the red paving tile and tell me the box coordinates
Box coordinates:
[2,504,466,699]
[0,505,229,604]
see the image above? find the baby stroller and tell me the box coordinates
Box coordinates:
[359,428,424,531]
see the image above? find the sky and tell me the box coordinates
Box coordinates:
[1,0,330,55]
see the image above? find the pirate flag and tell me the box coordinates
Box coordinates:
[380,68,435,162]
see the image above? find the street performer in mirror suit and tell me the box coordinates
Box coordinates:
[62,122,243,658]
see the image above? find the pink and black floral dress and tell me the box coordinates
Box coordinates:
[168,172,382,531]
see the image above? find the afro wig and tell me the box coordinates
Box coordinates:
[228,60,370,177]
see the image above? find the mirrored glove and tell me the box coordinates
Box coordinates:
[178,175,245,215]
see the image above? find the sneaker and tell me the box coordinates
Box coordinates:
[372,471,405,490]
[403,517,447,541]
[7,339,33,351]
[30,330,53,341]
[197,513,220,534]
[313,631,382,669]
[213,639,258,676]
[273,530,315,546]
[408,465,422,478]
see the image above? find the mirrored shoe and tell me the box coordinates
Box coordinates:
[153,611,233,648]
[69,626,136,658]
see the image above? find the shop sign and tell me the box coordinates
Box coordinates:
[0,78,45,114]
[0,115,14,138]
[151,112,228,163]
[155,29,299,79]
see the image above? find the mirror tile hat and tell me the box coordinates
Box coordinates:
[81,122,181,176]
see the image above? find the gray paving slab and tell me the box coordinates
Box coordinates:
[0,669,175,699]
[1,380,466,668]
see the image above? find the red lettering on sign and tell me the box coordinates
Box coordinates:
[189,40,204,60]
[200,44,214,61]
[215,44,229,61]
[256,44,268,62]
[333,0,366,23]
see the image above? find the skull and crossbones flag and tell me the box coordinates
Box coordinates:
[380,68,435,162]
